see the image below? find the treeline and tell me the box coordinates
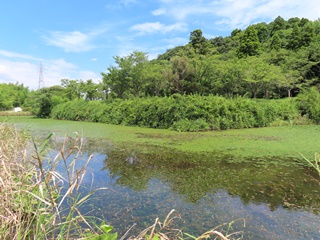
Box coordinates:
[100,16,320,99]
[0,83,29,110]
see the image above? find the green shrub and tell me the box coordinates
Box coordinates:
[296,87,320,123]
[170,118,210,132]
[51,95,302,132]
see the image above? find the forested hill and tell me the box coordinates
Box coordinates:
[101,16,320,100]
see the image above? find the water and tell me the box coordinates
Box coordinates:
[49,138,320,239]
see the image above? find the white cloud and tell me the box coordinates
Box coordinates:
[156,0,320,30]
[41,24,111,52]
[78,71,101,82]
[0,51,100,89]
[120,0,137,7]
[42,31,94,52]
[0,50,41,61]
[163,37,188,46]
[130,22,187,35]
[152,8,166,16]
[106,0,138,9]
[0,59,41,89]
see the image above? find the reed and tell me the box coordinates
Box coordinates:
[0,123,106,239]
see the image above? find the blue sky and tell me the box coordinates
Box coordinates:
[1,0,319,89]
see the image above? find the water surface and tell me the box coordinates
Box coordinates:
[49,138,320,239]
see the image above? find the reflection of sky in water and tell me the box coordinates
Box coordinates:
[48,150,320,240]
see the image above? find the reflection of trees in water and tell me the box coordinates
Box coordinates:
[104,147,320,213]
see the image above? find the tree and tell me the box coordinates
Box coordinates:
[168,56,195,94]
[214,59,245,97]
[278,69,301,97]
[243,57,281,98]
[61,79,81,100]
[269,32,281,51]
[254,22,269,43]
[0,83,29,110]
[301,22,315,47]
[142,61,169,96]
[80,79,100,100]
[287,17,301,28]
[211,36,238,54]
[270,16,286,36]
[101,51,149,99]
[299,18,310,27]
[237,26,260,58]
[287,23,302,50]
[189,29,208,54]
[231,29,242,37]
[37,92,52,118]
[191,57,218,95]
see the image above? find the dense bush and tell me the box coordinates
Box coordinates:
[296,87,320,123]
[51,95,302,131]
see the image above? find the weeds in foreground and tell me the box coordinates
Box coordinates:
[0,123,106,239]
[301,152,320,177]
[0,122,244,239]
[124,210,245,240]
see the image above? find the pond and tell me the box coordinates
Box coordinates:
[48,137,320,239]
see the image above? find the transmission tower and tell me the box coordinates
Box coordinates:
[38,62,44,89]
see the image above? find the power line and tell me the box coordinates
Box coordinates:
[38,62,45,89]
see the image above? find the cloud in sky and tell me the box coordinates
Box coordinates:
[0,50,41,61]
[152,8,166,16]
[130,22,188,35]
[0,50,101,89]
[106,0,138,10]
[42,31,95,52]
[120,0,138,7]
[156,0,320,29]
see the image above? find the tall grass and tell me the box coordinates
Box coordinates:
[0,123,106,239]
[0,110,32,116]
[301,152,320,177]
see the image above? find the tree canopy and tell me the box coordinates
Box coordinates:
[99,16,320,100]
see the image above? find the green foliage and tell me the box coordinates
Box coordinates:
[269,32,281,50]
[270,16,286,36]
[189,29,209,54]
[237,25,261,58]
[37,92,52,118]
[24,86,69,118]
[102,51,149,99]
[296,87,320,123]
[0,83,29,110]
[51,95,301,132]
[287,23,302,50]
[88,224,118,240]
[254,22,270,43]
[170,118,210,132]
[96,17,320,101]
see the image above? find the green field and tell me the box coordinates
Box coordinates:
[3,116,320,162]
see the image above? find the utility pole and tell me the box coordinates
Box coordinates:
[38,62,44,89]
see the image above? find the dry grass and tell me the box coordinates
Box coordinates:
[0,111,32,116]
[0,123,104,239]
[0,122,31,239]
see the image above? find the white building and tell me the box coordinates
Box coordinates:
[14,107,22,112]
